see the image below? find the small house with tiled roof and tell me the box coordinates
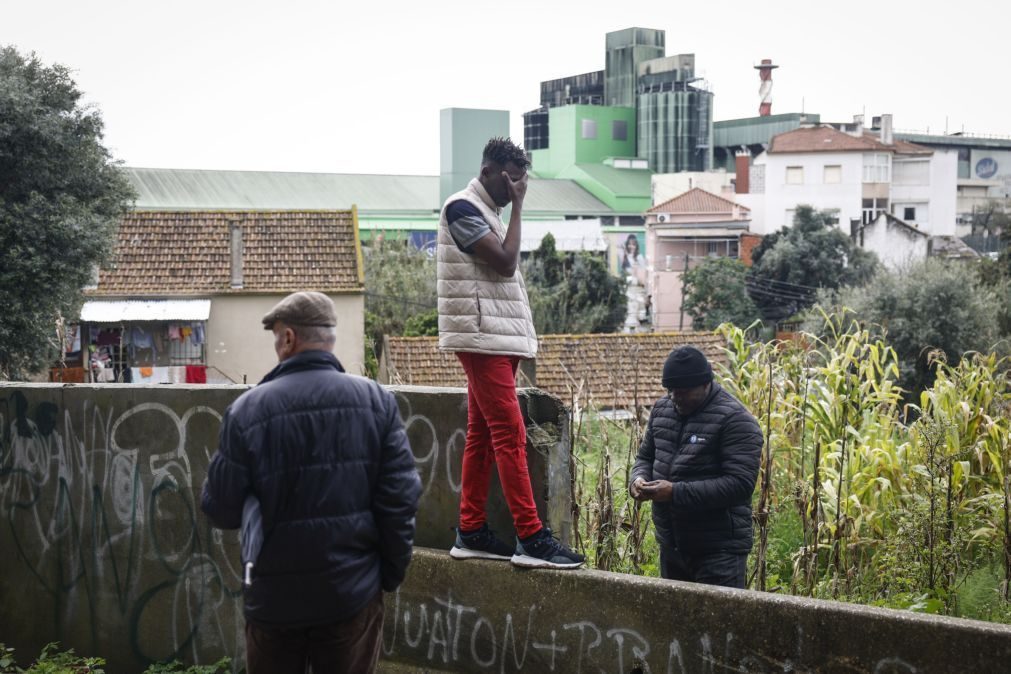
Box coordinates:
[70,210,364,384]
[736,116,958,240]
[379,331,727,412]
[642,187,751,331]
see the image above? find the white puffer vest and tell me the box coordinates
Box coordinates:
[436,179,538,358]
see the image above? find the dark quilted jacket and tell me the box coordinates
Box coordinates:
[201,351,421,628]
[631,382,763,555]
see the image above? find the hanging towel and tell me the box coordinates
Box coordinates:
[152,367,171,383]
[180,326,192,340]
[168,325,181,341]
[139,366,154,378]
[167,366,187,384]
[185,365,207,384]
[192,323,205,345]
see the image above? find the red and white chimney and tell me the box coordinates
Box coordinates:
[754,59,779,117]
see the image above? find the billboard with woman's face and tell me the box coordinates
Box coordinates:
[610,231,647,285]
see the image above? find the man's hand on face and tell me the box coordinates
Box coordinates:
[503,171,528,208]
[636,479,673,502]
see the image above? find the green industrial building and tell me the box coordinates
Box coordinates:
[522,27,715,217]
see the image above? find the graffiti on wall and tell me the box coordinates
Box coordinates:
[382,588,921,674]
[0,391,242,668]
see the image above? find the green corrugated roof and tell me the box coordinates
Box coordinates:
[523,178,616,215]
[567,163,652,197]
[125,167,613,217]
[126,167,437,213]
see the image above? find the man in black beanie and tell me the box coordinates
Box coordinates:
[630,345,762,588]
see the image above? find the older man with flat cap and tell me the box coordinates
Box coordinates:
[202,291,421,674]
[630,345,762,588]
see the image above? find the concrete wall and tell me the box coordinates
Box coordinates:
[381,549,1011,673]
[0,383,568,672]
[4,384,1011,674]
[206,293,365,383]
[861,216,929,270]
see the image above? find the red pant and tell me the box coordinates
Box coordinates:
[457,352,542,539]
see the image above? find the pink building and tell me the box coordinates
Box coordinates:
[644,188,751,330]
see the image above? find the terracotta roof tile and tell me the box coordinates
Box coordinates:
[647,187,750,214]
[91,211,363,296]
[382,332,728,410]
[769,126,932,155]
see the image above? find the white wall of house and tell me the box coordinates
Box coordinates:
[735,192,766,233]
[206,293,365,383]
[752,147,956,237]
[890,151,956,236]
[859,215,929,269]
[750,151,863,235]
[927,149,958,235]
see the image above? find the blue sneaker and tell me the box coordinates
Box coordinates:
[450,524,514,561]
[511,528,584,569]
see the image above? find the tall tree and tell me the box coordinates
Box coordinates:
[522,234,625,335]
[748,205,878,321]
[682,256,762,330]
[0,46,135,379]
[361,237,437,375]
[830,259,1001,393]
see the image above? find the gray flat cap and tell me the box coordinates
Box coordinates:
[262,291,337,330]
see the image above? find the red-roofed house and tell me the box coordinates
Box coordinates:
[64,210,365,384]
[644,187,751,330]
[737,115,958,240]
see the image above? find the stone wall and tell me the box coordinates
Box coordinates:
[3,383,1011,674]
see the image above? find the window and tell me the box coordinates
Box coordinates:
[824,209,840,226]
[862,198,889,224]
[824,165,842,184]
[786,166,804,184]
[785,209,796,226]
[581,119,597,140]
[863,153,890,183]
[893,160,929,185]
[612,119,627,141]
[903,206,916,221]
[706,241,720,257]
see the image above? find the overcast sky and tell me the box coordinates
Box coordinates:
[5,0,1009,176]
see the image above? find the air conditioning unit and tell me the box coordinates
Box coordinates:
[657,214,667,223]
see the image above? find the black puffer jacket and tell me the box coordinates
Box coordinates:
[201,351,421,628]
[631,382,762,555]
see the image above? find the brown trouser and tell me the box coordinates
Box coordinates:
[245,592,384,674]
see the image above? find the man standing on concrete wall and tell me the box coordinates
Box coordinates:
[437,137,583,569]
[201,291,421,673]
[631,346,762,588]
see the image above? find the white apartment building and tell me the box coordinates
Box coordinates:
[738,116,957,239]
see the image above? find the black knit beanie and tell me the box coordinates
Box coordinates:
[662,346,713,390]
